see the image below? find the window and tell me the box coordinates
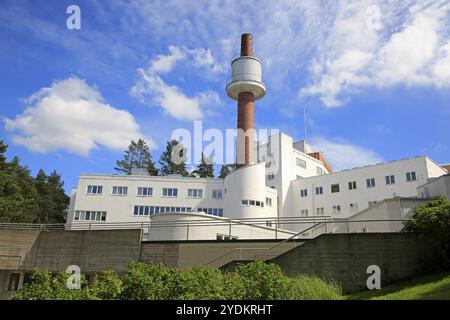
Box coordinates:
[296,158,307,168]
[406,171,416,182]
[348,181,357,190]
[112,186,128,195]
[212,190,223,199]
[163,188,178,197]
[267,173,275,180]
[74,210,106,221]
[385,175,395,185]
[8,273,20,291]
[300,189,308,197]
[134,206,190,216]
[315,186,323,195]
[216,234,238,241]
[368,201,378,208]
[241,200,264,208]
[331,184,340,193]
[316,207,325,216]
[366,178,376,188]
[198,207,223,216]
[137,187,153,196]
[316,167,323,175]
[300,209,309,217]
[332,205,341,215]
[265,197,272,207]
[188,189,203,198]
[86,185,102,195]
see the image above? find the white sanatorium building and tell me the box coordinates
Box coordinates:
[67,34,449,240]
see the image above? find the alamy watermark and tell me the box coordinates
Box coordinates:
[66,5,81,30]
[366,265,381,290]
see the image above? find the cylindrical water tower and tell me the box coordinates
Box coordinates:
[226,34,266,167]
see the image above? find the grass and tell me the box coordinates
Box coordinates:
[347,272,450,300]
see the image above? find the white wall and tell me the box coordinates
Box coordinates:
[417,174,450,199]
[224,163,277,219]
[290,156,446,219]
[68,174,225,225]
[147,213,295,241]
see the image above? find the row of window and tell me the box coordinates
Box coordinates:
[295,158,324,175]
[132,206,224,217]
[241,199,265,208]
[300,201,379,216]
[74,210,107,221]
[87,185,223,199]
[197,208,224,217]
[133,205,192,216]
[300,171,417,197]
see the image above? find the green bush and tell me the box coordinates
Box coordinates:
[13,261,343,300]
[235,260,288,300]
[403,196,450,269]
[121,262,177,300]
[284,275,342,300]
[177,266,224,300]
[12,269,89,300]
[87,270,123,300]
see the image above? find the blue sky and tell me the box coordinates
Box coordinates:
[1,0,449,193]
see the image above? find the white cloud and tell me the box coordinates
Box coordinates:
[310,137,383,171]
[301,1,450,107]
[4,77,152,156]
[130,45,223,121]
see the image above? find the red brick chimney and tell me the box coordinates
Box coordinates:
[237,34,255,167]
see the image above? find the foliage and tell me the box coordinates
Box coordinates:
[121,262,177,300]
[115,139,158,176]
[13,261,343,300]
[177,266,224,299]
[403,196,450,268]
[158,139,189,176]
[235,260,288,299]
[218,164,234,179]
[0,141,69,223]
[284,275,342,300]
[192,153,214,178]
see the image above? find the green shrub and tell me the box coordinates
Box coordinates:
[235,260,288,300]
[283,275,342,300]
[177,266,224,300]
[87,270,123,300]
[13,262,343,300]
[403,196,450,269]
[120,262,177,300]
[12,269,89,300]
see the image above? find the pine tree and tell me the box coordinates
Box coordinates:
[115,139,158,175]
[193,153,214,178]
[0,140,7,170]
[159,139,189,176]
[219,164,235,179]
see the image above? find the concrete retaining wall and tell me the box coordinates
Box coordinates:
[270,233,435,292]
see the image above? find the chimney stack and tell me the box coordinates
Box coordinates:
[226,34,266,168]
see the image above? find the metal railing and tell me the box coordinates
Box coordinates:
[226,73,265,88]
[203,221,326,267]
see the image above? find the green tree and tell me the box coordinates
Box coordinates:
[159,140,188,176]
[0,140,7,170]
[403,196,450,268]
[219,164,235,179]
[115,139,158,176]
[193,153,214,178]
[0,154,37,223]
[34,170,69,223]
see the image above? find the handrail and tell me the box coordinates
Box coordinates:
[226,73,265,86]
[203,221,326,267]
